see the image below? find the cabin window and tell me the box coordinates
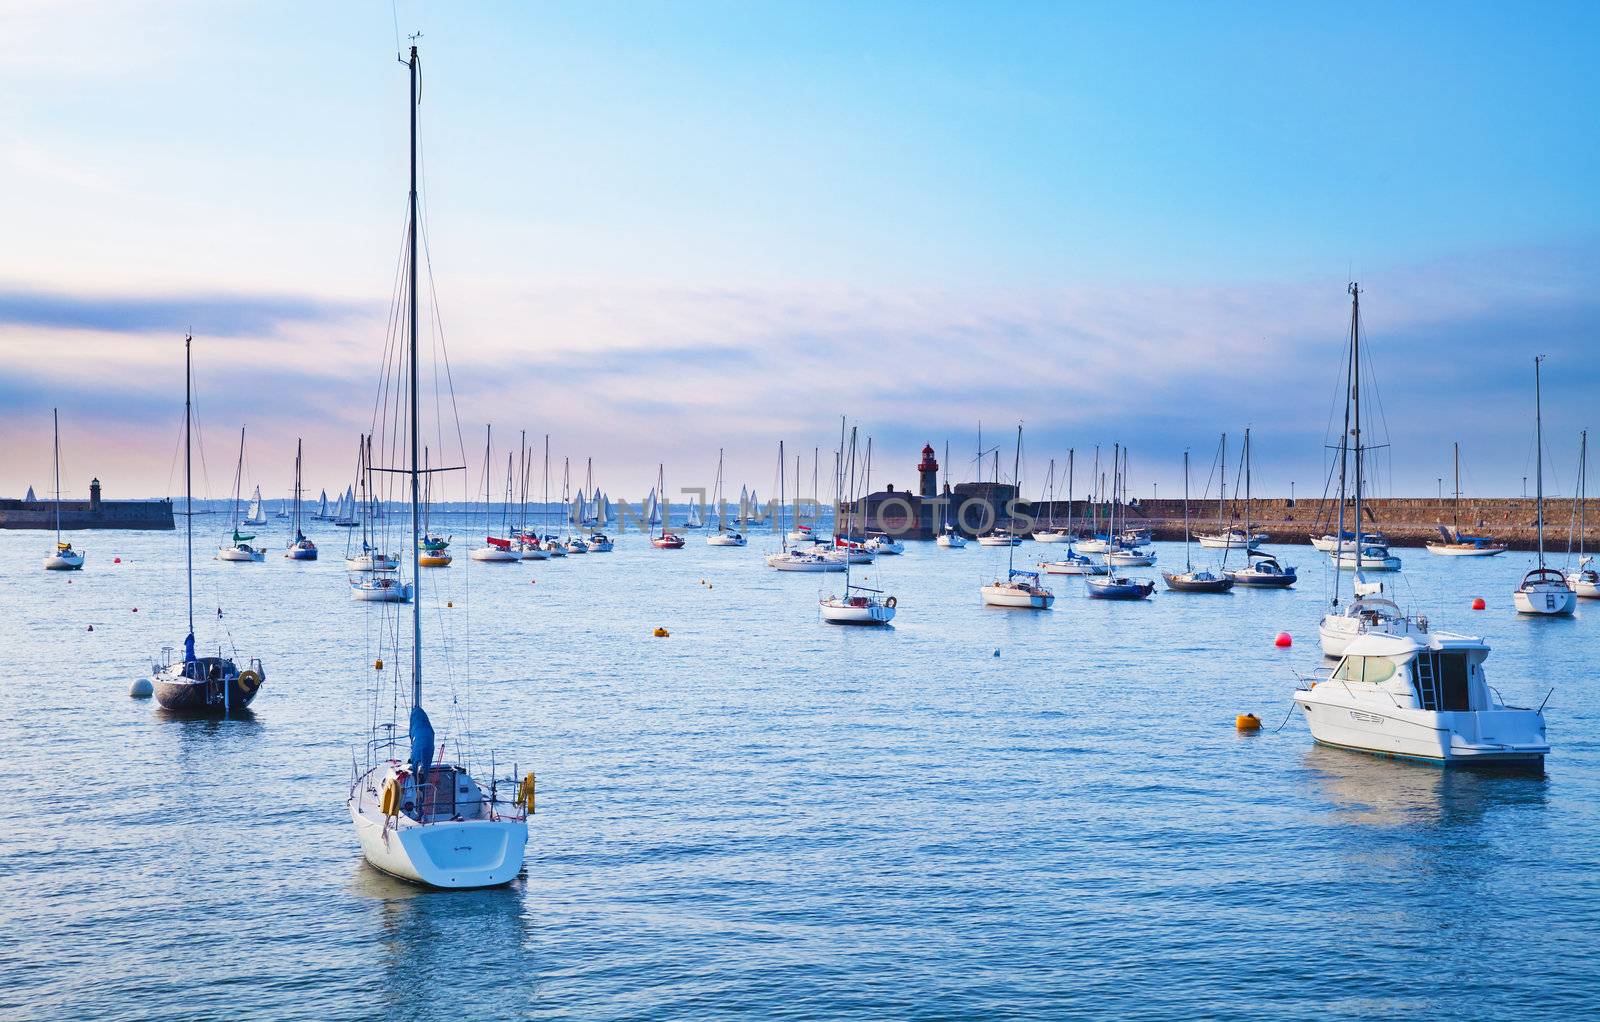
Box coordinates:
[1334,655,1397,684]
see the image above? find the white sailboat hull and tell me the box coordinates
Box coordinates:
[1425,543,1506,557]
[978,535,1021,547]
[469,547,521,562]
[1032,530,1072,544]
[936,533,966,548]
[980,584,1054,609]
[1513,583,1577,615]
[350,796,526,889]
[1333,551,1402,571]
[217,545,264,562]
[706,533,747,547]
[819,599,896,625]
[1039,559,1108,575]
[766,552,844,572]
[346,553,400,572]
[1105,550,1156,566]
[43,552,85,570]
[350,580,413,602]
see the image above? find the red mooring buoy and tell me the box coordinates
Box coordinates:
[1274,631,1293,648]
[1471,597,1487,610]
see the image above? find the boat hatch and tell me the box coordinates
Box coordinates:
[1412,651,1472,712]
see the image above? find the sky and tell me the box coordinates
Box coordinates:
[1,0,1596,505]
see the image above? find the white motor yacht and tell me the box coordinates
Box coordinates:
[1566,557,1600,599]
[1294,632,1548,765]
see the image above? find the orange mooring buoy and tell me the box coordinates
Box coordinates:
[1236,713,1262,731]
[1274,631,1292,648]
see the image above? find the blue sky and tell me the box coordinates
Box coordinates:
[1,1,1595,501]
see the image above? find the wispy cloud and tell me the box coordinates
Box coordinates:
[0,284,372,337]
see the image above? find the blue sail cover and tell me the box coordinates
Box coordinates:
[183,632,196,664]
[408,705,435,777]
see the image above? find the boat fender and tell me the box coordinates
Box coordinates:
[380,777,401,817]
[885,596,897,609]
[238,669,262,693]
[517,771,536,815]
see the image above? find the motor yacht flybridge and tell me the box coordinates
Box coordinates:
[348,43,529,888]
[1294,632,1549,766]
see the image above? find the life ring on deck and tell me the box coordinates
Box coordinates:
[238,669,262,693]
[380,776,401,817]
[884,596,897,609]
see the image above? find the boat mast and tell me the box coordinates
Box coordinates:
[231,427,246,538]
[1580,430,1588,561]
[52,407,61,546]
[293,438,303,539]
[1066,448,1075,540]
[714,449,724,535]
[185,336,194,644]
[406,43,423,709]
[543,434,550,538]
[1535,355,1546,568]
[778,440,786,552]
[1009,425,1022,576]
[482,425,492,538]
[1452,441,1461,531]
[1216,434,1230,571]
[1183,449,1192,571]
[1350,283,1364,573]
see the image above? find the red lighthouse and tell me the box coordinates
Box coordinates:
[918,444,939,500]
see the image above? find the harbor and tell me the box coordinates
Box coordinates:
[5,3,1598,1019]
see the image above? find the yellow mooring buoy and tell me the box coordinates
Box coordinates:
[374,658,384,671]
[653,627,670,637]
[1236,713,1261,732]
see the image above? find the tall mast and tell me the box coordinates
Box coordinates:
[1580,430,1588,561]
[185,336,194,641]
[1452,441,1460,530]
[293,438,303,538]
[1009,425,1022,575]
[1183,449,1192,571]
[1242,428,1253,540]
[1535,355,1545,567]
[779,441,787,552]
[406,44,423,709]
[52,407,61,545]
[1351,283,1364,569]
[543,434,550,536]
[1066,448,1075,538]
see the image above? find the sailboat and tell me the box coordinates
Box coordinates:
[532,435,565,557]
[1163,448,1232,592]
[314,488,331,520]
[512,434,547,560]
[1514,356,1577,615]
[333,485,359,527]
[1034,458,1070,543]
[1040,448,1106,575]
[150,336,266,713]
[822,426,896,624]
[1566,431,1598,597]
[218,428,266,561]
[243,485,268,526]
[980,426,1055,608]
[707,449,747,546]
[561,458,588,552]
[346,435,400,572]
[1426,442,1507,555]
[1085,443,1155,599]
[1103,447,1156,566]
[418,447,454,567]
[1220,428,1295,587]
[348,44,529,886]
[767,440,843,571]
[469,426,519,562]
[651,464,686,548]
[41,409,85,570]
[284,438,318,560]
[1197,433,1263,549]
[934,440,967,548]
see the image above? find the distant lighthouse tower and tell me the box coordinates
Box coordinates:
[917,444,938,499]
[917,444,939,537]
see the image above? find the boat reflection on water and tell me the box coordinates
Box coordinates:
[354,865,534,1015]
[1303,743,1548,830]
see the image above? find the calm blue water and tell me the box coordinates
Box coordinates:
[2,520,1596,1020]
